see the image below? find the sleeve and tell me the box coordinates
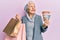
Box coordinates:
[40,16,48,33]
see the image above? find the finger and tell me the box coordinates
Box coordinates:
[43,17,48,21]
[44,20,49,25]
[44,23,49,26]
[15,14,21,21]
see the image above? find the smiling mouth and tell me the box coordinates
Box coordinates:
[31,10,35,11]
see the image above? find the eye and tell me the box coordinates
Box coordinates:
[30,6,32,7]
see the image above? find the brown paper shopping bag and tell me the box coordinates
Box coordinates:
[3,18,20,37]
[10,20,21,37]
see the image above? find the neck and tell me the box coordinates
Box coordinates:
[28,13,34,19]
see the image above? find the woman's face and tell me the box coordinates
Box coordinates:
[27,2,36,15]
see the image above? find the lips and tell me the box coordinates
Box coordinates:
[31,10,35,11]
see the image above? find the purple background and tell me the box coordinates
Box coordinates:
[0,0,60,40]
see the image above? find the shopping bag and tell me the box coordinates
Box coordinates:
[3,18,20,37]
[17,24,26,40]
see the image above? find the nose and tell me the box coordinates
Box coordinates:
[32,6,35,10]
[32,6,35,9]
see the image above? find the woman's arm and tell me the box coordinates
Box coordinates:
[40,16,48,33]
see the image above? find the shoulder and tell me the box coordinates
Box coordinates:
[35,14,42,19]
[21,15,27,22]
[22,15,27,19]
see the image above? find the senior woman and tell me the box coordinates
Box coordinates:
[18,1,49,40]
[22,1,49,40]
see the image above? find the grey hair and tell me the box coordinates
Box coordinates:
[24,1,35,13]
[24,4,28,12]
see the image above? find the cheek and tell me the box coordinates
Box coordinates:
[29,8,32,11]
[28,8,31,12]
[28,7,32,10]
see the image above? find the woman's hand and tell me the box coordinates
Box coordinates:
[15,14,20,20]
[43,17,49,28]
[15,14,22,23]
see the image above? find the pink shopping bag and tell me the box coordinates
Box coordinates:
[4,24,26,40]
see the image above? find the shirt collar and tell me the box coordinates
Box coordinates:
[26,12,36,22]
